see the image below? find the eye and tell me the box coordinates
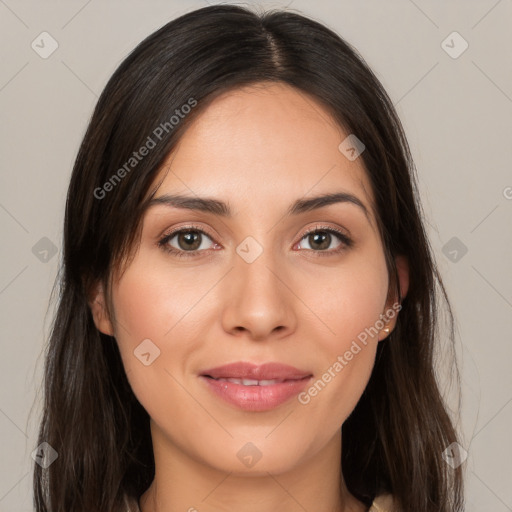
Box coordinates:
[158,225,219,258]
[157,224,353,259]
[295,225,353,255]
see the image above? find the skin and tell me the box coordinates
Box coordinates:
[90,82,409,512]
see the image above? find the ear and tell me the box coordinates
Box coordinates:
[394,254,409,302]
[88,281,115,336]
[379,254,409,340]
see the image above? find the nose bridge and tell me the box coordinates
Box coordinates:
[235,246,278,296]
[221,240,296,339]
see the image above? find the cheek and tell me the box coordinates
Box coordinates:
[109,262,204,395]
[111,259,211,348]
[109,266,206,432]
[113,269,171,338]
[303,254,389,349]
[294,255,388,418]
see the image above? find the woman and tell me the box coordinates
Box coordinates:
[33,4,464,511]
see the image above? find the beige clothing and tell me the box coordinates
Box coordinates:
[127,493,396,511]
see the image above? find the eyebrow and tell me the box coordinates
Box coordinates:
[147,192,371,221]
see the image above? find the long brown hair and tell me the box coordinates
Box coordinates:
[33,4,464,511]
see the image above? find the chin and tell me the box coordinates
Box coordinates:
[194,436,314,476]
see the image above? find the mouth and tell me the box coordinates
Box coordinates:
[200,361,312,381]
[199,362,313,412]
[203,377,304,386]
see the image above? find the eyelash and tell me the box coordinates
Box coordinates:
[157,224,353,259]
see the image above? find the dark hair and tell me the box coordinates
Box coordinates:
[33,4,464,511]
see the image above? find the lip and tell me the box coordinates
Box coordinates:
[200,362,311,381]
[199,362,313,412]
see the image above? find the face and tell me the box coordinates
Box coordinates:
[91,82,407,476]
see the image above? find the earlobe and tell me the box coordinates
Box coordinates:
[88,281,115,336]
[378,325,391,342]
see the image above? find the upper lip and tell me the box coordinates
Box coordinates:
[200,362,312,381]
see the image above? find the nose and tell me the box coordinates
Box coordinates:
[221,250,298,342]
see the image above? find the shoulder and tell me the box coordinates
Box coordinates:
[369,494,399,512]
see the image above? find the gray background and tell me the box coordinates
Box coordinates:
[1,0,511,510]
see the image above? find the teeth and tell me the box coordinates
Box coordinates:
[217,378,242,384]
[216,378,281,386]
[242,379,259,386]
[259,379,278,386]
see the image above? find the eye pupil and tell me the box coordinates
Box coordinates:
[309,232,331,250]
[178,231,201,250]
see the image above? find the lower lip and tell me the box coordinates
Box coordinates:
[200,376,312,412]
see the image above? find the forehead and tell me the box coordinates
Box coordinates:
[151,82,376,223]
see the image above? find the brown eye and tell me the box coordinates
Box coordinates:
[297,227,351,253]
[307,231,333,251]
[158,226,218,257]
[175,231,203,251]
